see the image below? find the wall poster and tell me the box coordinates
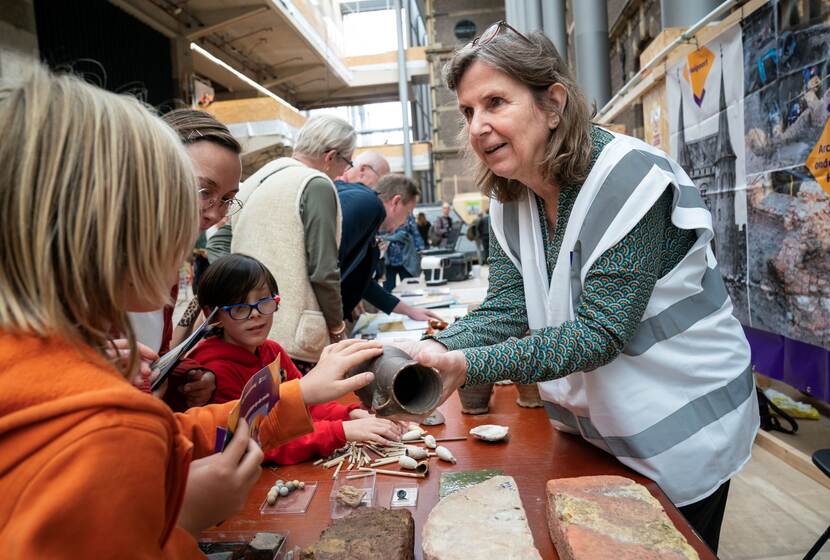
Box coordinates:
[668,3,830,355]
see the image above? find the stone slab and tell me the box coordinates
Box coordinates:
[422,475,541,560]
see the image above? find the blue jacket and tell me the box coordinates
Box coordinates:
[335,180,399,317]
[384,214,424,277]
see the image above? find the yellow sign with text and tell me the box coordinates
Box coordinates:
[683,47,715,107]
[807,118,830,197]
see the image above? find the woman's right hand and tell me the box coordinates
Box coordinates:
[177,419,263,537]
[299,339,383,404]
[343,416,403,446]
[417,350,468,407]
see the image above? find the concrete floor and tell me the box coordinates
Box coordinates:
[722,444,830,560]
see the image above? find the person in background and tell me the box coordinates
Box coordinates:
[233,115,354,373]
[191,231,210,293]
[181,254,403,464]
[416,211,431,247]
[431,202,454,248]
[477,209,491,264]
[338,173,442,323]
[0,66,380,558]
[382,213,424,291]
[340,150,390,188]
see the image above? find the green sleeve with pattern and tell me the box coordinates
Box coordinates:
[432,222,529,349]
[462,190,678,385]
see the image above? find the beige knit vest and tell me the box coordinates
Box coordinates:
[232,157,342,363]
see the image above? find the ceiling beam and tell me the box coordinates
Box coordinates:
[261,64,319,88]
[186,5,269,40]
[108,0,181,37]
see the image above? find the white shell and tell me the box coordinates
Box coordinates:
[399,455,419,469]
[469,424,509,442]
[401,429,423,442]
[423,435,437,449]
[406,445,428,460]
[435,445,456,464]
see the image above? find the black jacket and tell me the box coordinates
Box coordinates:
[335,180,399,318]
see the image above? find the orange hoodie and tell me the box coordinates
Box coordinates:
[0,333,312,559]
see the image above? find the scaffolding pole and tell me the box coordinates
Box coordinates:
[394,0,413,178]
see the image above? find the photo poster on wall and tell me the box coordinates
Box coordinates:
[668,6,830,354]
[667,25,750,323]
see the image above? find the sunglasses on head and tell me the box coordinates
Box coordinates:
[469,20,534,48]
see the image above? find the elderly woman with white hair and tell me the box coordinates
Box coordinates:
[233,115,357,372]
[406,23,759,552]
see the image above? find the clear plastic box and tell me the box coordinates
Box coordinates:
[259,482,318,515]
[329,472,376,518]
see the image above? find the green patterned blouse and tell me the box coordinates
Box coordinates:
[433,126,698,386]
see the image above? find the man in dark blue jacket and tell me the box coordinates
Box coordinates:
[336,152,439,323]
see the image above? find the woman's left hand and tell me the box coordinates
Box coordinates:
[417,350,468,406]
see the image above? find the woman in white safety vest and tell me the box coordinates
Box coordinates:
[407,22,759,554]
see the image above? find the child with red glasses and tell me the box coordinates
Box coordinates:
[179,253,403,464]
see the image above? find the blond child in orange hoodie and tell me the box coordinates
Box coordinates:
[0,67,380,559]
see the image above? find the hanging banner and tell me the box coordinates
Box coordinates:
[667,25,750,325]
[668,6,830,355]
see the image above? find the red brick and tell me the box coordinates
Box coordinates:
[546,475,698,560]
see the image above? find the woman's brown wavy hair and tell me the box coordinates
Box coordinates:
[444,30,593,202]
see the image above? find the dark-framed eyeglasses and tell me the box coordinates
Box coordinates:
[470,20,533,48]
[327,149,354,171]
[222,295,280,320]
[362,163,379,178]
[198,188,244,217]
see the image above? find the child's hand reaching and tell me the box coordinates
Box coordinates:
[299,339,383,404]
[343,416,403,446]
[349,408,371,420]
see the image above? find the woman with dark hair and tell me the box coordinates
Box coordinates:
[404,22,758,552]
[125,109,245,410]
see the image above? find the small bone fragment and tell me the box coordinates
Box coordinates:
[335,485,366,508]
[359,467,425,479]
[405,445,428,460]
[401,429,423,442]
[399,455,419,470]
[435,445,456,464]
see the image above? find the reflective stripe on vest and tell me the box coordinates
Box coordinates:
[542,363,754,458]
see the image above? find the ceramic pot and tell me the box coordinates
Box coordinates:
[346,346,442,417]
[515,383,543,408]
[457,383,493,414]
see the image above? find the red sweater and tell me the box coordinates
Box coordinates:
[186,337,359,464]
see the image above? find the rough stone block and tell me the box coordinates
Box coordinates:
[546,475,698,560]
[422,475,541,560]
[301,507,414,560]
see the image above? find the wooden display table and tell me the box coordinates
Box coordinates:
[202,384,716,559]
